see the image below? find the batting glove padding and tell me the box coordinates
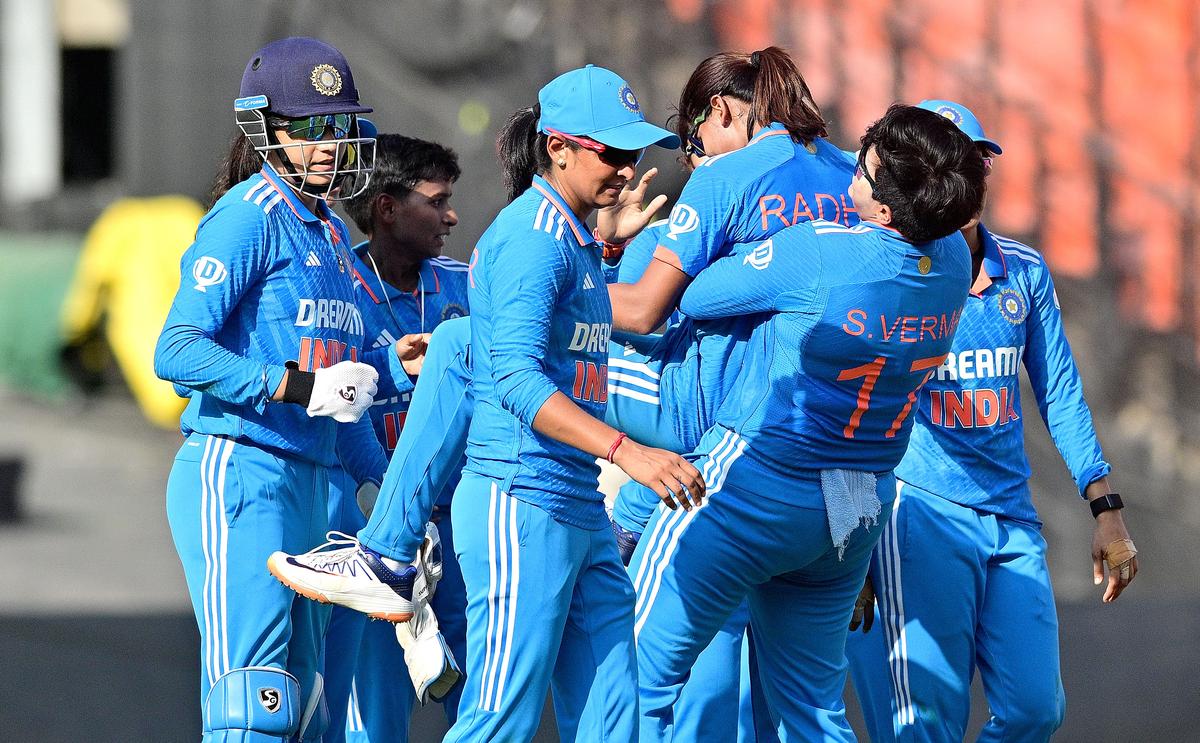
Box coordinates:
[306,361,378,422]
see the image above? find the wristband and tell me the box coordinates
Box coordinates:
[593,228,631,260]
[1089,492,1124,518]
[606,432,628,463]
[281,361,316,406]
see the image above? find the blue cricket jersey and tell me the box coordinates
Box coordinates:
[155,169,386,483]
[654,124,857,440]
[346,245,470,502]
[680,221,972,502]
[464,175,612,529]
[894,226,1110,524]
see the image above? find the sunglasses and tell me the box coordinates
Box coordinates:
[280,113,356,141]
[544,128,645,168]
[682,111,707,159]
[855,148,876,189]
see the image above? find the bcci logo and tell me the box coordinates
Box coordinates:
[311,64,343,96]
[258,687,282,714]
[666,204,700,241]
[997,288,1027,324]
[618,84,640,113]
[441,303,467,321]
[742,239,774,270]
[935,105,963,125]
[192,256,228,292]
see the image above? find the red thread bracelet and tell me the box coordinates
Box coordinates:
[593,229,631,260]
[607,432,628,463]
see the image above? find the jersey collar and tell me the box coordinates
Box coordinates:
[530,175,593,248]
[258,167,327,223]
[350,242,443,305]
[748,121,790,146]
[970,224,1007,295]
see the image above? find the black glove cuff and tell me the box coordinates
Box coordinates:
[1089,492,1124,518]
[281,362,316,407]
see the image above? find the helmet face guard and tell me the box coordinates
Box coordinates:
[235,95,375,202]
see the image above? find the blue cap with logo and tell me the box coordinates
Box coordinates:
[916,99,1002,155]
[537,65,680,151]
[239,37,372,118]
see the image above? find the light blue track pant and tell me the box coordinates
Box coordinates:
[166,433,331,742]
[325,469,467,743]
[444,473,639,742]
[632,427,893,743]
[844,482,1065,743]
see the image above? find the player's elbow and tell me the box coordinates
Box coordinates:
[616,302,670,335]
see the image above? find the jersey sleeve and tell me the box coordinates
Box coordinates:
[364,345,417,400]
[1022,262,1111,497]
[487,235,571,426]
[680,224,823,319]
[653,171,736,277]
[153,201,285,413]
[336,416,389,486]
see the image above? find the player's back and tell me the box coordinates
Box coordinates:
[713,221,972,485]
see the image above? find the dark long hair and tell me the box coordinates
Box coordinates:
[675,46,827,146]
[209,132,262,205]
[496,104,554,203]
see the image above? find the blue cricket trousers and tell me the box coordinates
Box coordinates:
[166,433,330,741]
[845,482,1065,743]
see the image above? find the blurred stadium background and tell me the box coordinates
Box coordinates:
[1,0,1198,740]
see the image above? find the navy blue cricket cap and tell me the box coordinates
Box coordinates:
[916,99,1002,155]
[538,65,679,151]
[239,37,372,117]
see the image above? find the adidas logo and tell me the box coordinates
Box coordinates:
[372,329,397,349]
[305,251,321,267]
[582,273,596,290]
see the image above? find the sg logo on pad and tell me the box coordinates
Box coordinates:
[258,687,282,713]
[192,256,228,292]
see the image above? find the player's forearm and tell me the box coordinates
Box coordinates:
[156,326,285,410]
[608,282,674,334]
[531,391,621,459]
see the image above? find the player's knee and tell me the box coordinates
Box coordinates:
[204,667,301,742]
[430,316,470,356]
[996,682,1064,740]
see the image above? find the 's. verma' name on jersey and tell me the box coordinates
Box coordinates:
[841,307,962,344]
[295,298,364,335]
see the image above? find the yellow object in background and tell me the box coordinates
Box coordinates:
[59,196,204,429]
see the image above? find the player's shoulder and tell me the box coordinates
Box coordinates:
[990,231,1045,270]
[430,255,471,291]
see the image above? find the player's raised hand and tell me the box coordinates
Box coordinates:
[596,167,669,244]
[612,437,705,510]
[1091,510,1138,603]
[394,332,432,376]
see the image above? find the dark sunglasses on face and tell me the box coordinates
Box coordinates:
[280,113,356,141]
[545,128,645,168]
[855,148,876,189]
[682,111,707,159]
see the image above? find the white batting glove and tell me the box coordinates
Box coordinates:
[306,361,378,423]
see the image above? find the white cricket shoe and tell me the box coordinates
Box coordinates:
[268,532,418,622]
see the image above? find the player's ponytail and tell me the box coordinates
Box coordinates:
[675,47,827,148]
[210,132,262,205]
[497,104,553,203]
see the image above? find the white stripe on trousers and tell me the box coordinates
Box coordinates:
[201,436,234,686]
[481,484,520,713]
[632,431,746,637]
[878,482,915,726]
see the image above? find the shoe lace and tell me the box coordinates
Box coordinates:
[300,531,364,568]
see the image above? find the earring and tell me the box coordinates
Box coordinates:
[557,159,566,167]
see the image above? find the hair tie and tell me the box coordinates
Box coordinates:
[749,50,762,68]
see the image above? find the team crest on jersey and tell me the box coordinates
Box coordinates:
[666,204,700,240]
[258,687,282,713]
[441,302,467,321]
[192,256,227,292]
[618,84,640,113]
[311,64,342,96]
[997,288,1027,324]
[935,105,963,125]
[742,239,773,270]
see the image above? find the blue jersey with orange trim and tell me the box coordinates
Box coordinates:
[680,221,972,498]
[464,175,612,529]
[155,169,383,479]
[655,125,857,432]
[347,245,470,503]
[894,226,1110,524]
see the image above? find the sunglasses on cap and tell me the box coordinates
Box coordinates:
[544,128,645,168]
[277,113,356,141]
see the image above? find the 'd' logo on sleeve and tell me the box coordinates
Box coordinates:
[192,256,228,292]
[742,239,774,270]
[666,204,699,240]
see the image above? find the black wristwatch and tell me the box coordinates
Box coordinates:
[1089,493,1124,518]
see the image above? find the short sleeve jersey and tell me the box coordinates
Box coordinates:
[894,226,1110,524]
[681,221,972,503]
[155,168,366,466]
[464,175,612,529]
